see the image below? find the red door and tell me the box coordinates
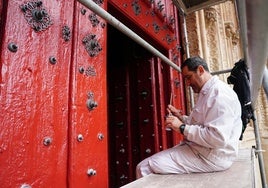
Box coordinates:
[107,0,184,186]
[0,0,108,187]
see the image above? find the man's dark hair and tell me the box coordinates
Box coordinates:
[181,56,210,72]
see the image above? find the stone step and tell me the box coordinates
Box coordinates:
[121,148,256,188]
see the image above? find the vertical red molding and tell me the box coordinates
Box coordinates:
[169,4,186,144]
[0,0,4,86]
[151,57,161,152]
[68,0,108,187]
[155,57,168,150]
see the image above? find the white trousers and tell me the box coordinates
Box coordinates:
[136,143,232,179]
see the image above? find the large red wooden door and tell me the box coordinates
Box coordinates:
[107,0,184,186]
[0,0,108,187]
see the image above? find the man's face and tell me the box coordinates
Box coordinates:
[182,66,203,93]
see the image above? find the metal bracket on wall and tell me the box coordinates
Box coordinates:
[132,0,141,16]
[156,0,165,12]
[86,92,98,110]
[62,25,71,41]
[20,0,53,32]
[82,34,102,57]
[7,42,18,53]
[152,22,160,33]
[88,13,106,28]
[93,0,104,5]
[89,13,100,27]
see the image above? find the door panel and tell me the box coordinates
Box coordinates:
[67,1,108,187]
[109,0,177,49]
[107,1,184,186]
[0,0,73,187]
[0,0,109,187]
[107,24,183,187]
[107,31,157,187]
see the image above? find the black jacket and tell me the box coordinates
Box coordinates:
[227,59,253,140]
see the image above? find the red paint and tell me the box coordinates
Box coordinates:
[0,0,108,187]
[0,0,183,187]
[109,0,177,49]
[0,0,72,186]
[67,1,108,187]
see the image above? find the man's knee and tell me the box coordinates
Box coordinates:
[135,158,153,179]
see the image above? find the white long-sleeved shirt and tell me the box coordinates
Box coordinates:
[183,76,242,165]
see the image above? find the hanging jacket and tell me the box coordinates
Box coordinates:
[227,59,254,140]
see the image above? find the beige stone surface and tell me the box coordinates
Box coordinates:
[121,149,256,188]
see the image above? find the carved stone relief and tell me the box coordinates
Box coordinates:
[185,13,200,56]
[225,22,240,45]
[204,7,220,72]
[204,7,217,26]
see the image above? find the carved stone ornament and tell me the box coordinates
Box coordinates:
[204,7,217,26]
[225,22,240,45]
[20,0,53,32]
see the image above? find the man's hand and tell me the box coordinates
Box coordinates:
[167,105,183,121]
[165,115,183,133]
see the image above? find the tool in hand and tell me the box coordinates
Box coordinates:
[166,93,173,131]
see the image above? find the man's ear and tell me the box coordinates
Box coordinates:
[197,65,205,74]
